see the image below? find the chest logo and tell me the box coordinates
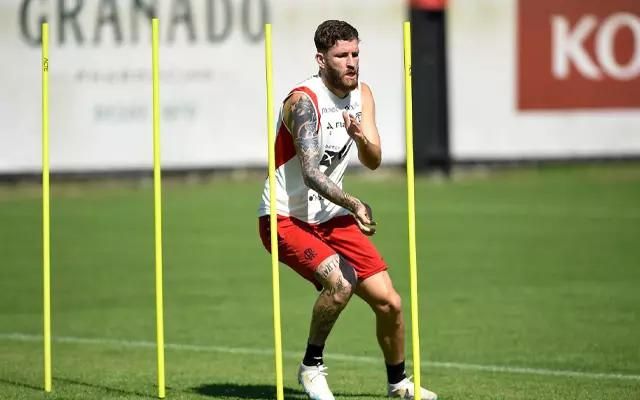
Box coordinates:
[320,142,353,168]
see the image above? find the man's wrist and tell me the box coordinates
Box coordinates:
[344,196,361,214]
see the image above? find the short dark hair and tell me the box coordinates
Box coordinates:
[314,20,359,52]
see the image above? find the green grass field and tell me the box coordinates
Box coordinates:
[1,164,639,399]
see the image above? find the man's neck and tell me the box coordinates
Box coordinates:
[319,71,350,98]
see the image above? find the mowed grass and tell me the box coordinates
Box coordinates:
[0,163,639,399]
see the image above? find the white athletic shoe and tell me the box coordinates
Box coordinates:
[388,377,438,400]
[298,363,335,400]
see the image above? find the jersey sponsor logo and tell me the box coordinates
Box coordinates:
[321,102,361,114]
[320,142,353,168]
[308,193,325,202]
[325,120,346,130]
[322,106,340,113]
[324,113,360,132]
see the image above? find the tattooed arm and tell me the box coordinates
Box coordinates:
[283,92,375,234]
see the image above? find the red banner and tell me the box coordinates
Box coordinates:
[518,0,640,109]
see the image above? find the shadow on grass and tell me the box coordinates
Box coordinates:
[193,383,306,399]
[193,383,379,399]
[56,377,153,398]
[0,378,42,392]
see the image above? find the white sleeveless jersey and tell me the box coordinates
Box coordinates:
[258,75,362,224]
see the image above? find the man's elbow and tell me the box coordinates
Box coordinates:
[301,171,317,188]
[367,158,382,170]
[360,155,382,170]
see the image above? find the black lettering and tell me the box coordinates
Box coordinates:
[168,0,196,43]
[206,0,231,43]
[58,0,84,45]
[94,0,122,44]
[242,0,266,42]
[19,0,47,46]
[131,0,156,43]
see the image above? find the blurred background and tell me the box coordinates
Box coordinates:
[1,1,639,399]
[1,0,639,174]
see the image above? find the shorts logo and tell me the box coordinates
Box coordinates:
[303,248,317,261]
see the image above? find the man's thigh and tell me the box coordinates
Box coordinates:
[318,215,387,281]
[258,215,335,290]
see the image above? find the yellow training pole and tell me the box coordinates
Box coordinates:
[403,21,422,400]
[41,22,52,393]
[151,18,166,399]
[264,23,284,400]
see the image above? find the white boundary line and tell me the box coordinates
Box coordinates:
[1,332,639,382]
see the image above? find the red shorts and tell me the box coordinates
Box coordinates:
[258,214,387,290]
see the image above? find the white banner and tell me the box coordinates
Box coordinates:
[0,0,406,173]
[447,0,640,160]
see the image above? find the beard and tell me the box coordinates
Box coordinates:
[325,65,359,93]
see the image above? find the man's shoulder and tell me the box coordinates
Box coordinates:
[289,75,321,93]
[285,91,311,106]
[359,81,372,95]
[284,76,322,108]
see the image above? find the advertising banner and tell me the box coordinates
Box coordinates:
[518,0,640,109]
[448,0,640,160]
[0,0,406,173]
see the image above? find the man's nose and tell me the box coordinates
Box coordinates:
[346,55,355,67]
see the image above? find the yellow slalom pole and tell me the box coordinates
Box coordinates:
[403,21,422,400]
[151,18,166,399]
[264,23,284,400]
[41,22,52,393]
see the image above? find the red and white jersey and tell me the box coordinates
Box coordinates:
[258,75,362,224]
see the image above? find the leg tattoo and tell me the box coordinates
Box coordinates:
[307,255,356,345]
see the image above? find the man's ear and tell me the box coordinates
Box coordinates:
[315,52,326,69]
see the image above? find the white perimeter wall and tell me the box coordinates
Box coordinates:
[0,0,406,173]
[447,0,640,160]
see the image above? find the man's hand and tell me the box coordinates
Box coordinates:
[343,111,368,146]
[353,200,376,236]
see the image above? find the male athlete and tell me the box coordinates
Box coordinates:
[258,20,437,400]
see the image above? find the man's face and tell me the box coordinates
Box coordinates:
[319,39,360,93]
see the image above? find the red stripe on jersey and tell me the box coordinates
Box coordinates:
[275,85,321,168]
[275,123,296,169]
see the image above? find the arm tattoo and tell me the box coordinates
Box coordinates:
[288,95,360,213]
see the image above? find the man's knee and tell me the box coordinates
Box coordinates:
[328,286,351,307]
[374,291,402,316]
